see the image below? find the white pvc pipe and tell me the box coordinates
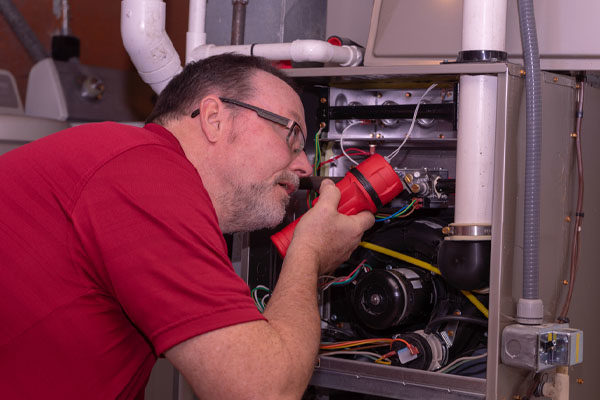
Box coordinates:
[121,0,182,94]
[186,0,207,64]
[462,0,508,51]
[454,74,497,225]
[189,40,363,67]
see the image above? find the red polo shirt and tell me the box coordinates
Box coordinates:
[0,122,264,399]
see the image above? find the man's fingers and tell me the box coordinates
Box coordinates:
[317,179,340,207]
[352,210,375,232]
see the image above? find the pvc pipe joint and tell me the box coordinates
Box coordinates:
[121,0,182,94]
[189,40,363,67]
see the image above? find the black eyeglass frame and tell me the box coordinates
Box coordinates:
[190,97,306,152]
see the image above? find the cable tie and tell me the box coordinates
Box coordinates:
[575,212,584,217]
[250,43,257,56]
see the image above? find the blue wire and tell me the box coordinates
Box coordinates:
[375,202,413,222]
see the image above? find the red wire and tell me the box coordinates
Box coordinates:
[318,152,368,169]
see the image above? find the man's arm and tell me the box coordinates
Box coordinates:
[165,180,374,399]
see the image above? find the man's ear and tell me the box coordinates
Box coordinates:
[197,96,225,143]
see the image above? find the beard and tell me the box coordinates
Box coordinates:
[218,170,299,234]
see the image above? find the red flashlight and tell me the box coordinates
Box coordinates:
[271,154,403,257]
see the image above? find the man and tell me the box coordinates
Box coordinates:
[0,54,374,399]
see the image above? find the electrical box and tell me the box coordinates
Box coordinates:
[502,323,583,372]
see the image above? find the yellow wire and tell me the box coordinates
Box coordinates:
[359,241,489,319]
[460,290,489,318]
[359,242,441,275]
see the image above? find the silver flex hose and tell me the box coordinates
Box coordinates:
[517,0,542,300]
[0,0,47,62]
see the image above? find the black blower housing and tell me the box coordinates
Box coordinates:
[437,240,490,290]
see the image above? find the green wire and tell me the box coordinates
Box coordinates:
[313,127,322,175]
[309,128,323,207]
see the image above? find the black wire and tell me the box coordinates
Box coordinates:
[424,315,488,334]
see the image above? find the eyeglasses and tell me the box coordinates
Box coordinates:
[190,97,306,154]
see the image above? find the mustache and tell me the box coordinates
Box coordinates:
[275,171,300,192]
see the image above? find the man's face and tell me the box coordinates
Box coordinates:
[217,71,312,233]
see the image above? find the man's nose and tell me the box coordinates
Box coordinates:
[290,151,313,177]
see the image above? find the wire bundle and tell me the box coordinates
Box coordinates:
[320,338,419,366]
[437,353,487,374]
[319,260,371,291]
[251,285,270,313]
[375,199,417,222]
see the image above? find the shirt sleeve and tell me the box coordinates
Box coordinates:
[71,144,265,355]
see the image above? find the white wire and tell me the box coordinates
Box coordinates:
[339,121,364,165]
[436,352,487,373]
[260,294,270,309]
[320,351,383,361]
[386,83,438,162]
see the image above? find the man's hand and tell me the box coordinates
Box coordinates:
[289,179,374,276]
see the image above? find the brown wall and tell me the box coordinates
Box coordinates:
[0,0,189,114]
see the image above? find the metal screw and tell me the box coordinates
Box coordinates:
[570,132,578,138]
[376,92,382,98]
[553,77,559,83]
[405,92,412,97]
[565,216,571,222]
[513,395,522,400]
[577,378,584,384]
[439,134,445,139]
[319,122,326,128]
[370,294,382,306]
[442,226,451,235]
[520,69,526,77]
[376,133,383,139]
[320,97,327,104]
[562,280,569,285]
[404,174,413,184]
[330,314,338,322]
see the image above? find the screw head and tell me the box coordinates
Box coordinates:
[553,77,559,83]
[562,280,569,285]
[520,69,526,77]
[320,97,327,104]
[370,294,383,306]
[577,378,584,384]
